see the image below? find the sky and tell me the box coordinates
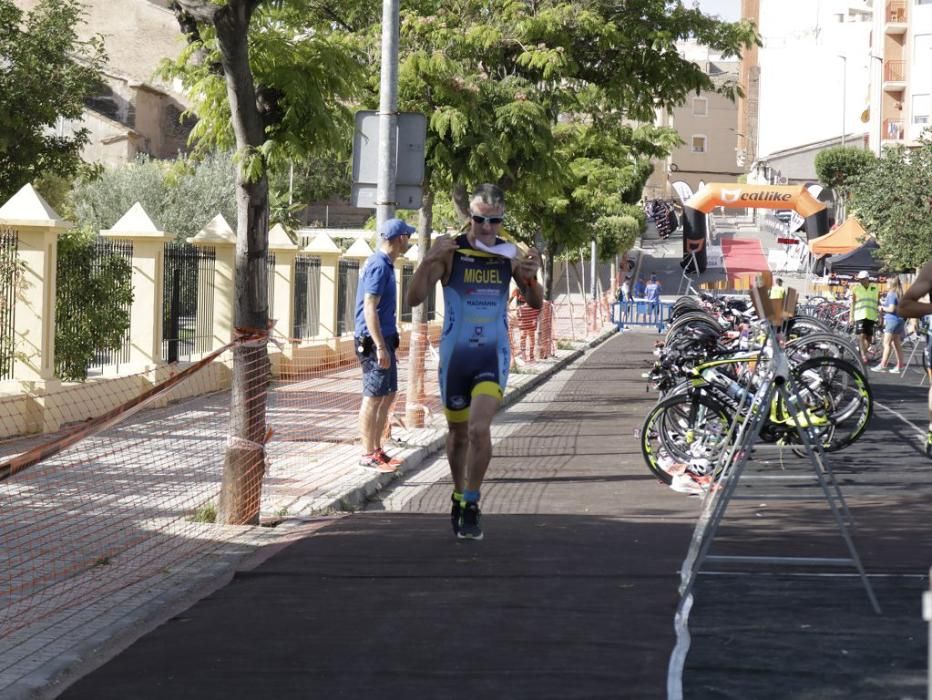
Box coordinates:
[695,0,741,22]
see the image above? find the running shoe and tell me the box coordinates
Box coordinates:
[358,452,397,473]
[869,365,886,373]
[375,449,403,468]
[457,502,483,540]
[451,495,462,536]
[888,366,903,374]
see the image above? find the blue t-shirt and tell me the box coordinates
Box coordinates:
[354,251,397,338]
[883,291,900,326]
[645,281,661,302]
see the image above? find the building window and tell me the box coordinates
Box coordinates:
[692,97,708,116]
[912,93,930,124]
[690,135,707,153]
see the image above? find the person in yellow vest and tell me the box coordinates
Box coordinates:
[849,270,880,363]
[769,278,786,300]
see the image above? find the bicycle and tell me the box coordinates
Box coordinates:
[639,353,873,484]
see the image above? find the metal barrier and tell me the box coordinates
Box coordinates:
[611,299,671,333]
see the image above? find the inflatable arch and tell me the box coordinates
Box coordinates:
[680,183,829,273]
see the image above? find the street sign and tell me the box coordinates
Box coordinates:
[777,237,800,245]
[351,110,426,209]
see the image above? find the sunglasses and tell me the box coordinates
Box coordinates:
[470,214,504,225]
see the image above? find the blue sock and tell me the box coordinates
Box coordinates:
[464,490,480,504]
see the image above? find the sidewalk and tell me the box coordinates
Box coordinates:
[54,333,932,699]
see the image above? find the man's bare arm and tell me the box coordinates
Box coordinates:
[898,260,932,318]
[406,235,457,307]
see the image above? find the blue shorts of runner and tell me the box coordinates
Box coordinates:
[883,317,905,336]
[356,335,398,397]
[855,319,875,338]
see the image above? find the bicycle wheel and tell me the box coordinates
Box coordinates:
[639,392,734,484]
[784,333,865,374]
[788,356,873,451]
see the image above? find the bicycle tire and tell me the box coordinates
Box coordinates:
[639,392,734,484]
[787,356,873,451]
[785,333,866,374]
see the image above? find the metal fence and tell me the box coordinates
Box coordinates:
[293,255,321,339]
[88,240,133,373]
[400,263,435,322]
[163,242,215,363]
[336,259,359,336]
[0,227,17,381]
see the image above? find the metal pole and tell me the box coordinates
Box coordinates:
[376,0,400,231]
[590,239,597,300]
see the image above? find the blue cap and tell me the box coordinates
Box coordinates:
[380,218,416,240]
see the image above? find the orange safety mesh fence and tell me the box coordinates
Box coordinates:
[0,300,612,642]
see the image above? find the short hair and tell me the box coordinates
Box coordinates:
[775,277,783,285]
[471,183,505,209]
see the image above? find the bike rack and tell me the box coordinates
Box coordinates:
[667,284,880,700]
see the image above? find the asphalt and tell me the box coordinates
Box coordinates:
[57,332,932,700]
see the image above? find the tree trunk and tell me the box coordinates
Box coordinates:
[543,245,554,301]
[213,0,269,526]
[405,189,433,428]
[451,183,470,223]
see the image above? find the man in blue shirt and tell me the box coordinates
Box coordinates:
[354,218,414,472]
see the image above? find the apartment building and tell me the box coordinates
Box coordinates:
[868,0,932,153]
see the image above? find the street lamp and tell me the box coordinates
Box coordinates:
[838,55,847,147]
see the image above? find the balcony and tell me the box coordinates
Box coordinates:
[883,60,906,91]
[885,1,907,33]
[883,119,905,141]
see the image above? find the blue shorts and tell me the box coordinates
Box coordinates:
[357,339,398,398]
[883,317,905,336]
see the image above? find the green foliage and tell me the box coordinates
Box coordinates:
[593,215,639,261]
[0,0,106,201]
[70,154,237,241]
[157,2,369,181]
[814,146,877,200]
[848,138,932,271]
[55,229,133,382]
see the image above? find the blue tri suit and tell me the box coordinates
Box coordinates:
[439,234,513,423]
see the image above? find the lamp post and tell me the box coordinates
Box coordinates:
[838,55,847,147]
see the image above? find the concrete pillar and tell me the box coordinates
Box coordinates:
[101,202,175,370]
[268,223,298,342]
[303,233,342,339]
[0,184,70,432]
[188,214,236,351]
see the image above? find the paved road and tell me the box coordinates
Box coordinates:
[59,333,931,699]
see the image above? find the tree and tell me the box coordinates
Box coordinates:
[70,153,238,241]
[814,146,876,222]
[55,229,133,381]
[848,139,932,272]
[378,0,758,296]
[163,0,366,523]
[0,0,105,202]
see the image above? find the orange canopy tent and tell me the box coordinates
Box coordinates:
[807,217,868,255]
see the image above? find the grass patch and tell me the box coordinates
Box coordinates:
[557,340,575,350]
[192,502,217,523]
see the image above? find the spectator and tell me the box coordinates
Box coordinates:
[849,270,880,364]
[769,277,786,300]
[510,287,541,361]
[633,275,647,299]
[871,277,906,373]
[644,273,662,321]
[353,218,414,472]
